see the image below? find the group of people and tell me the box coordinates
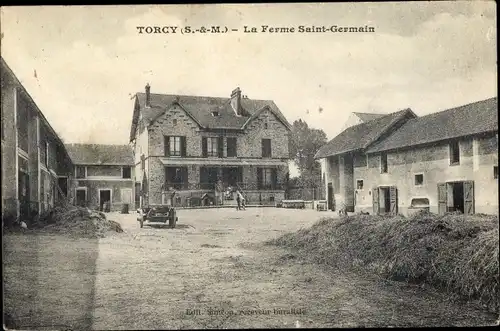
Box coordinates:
[235,190,246,210]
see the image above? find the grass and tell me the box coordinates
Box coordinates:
[268,211,499,313]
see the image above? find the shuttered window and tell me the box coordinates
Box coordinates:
[165,136,186,157]
[206,137,218,157]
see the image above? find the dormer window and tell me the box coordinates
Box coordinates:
[211,111,220,117]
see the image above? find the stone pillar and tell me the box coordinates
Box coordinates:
[188,165,200,189]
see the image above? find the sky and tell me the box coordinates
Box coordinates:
[1,3,497,149]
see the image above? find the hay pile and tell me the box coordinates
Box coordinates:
[269,211,499,312]
[31,205,124,238]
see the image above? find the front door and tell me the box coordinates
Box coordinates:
[327,183,334,211]
[373,186,398,215]
[76,189,86,207]
[99,190,111,211]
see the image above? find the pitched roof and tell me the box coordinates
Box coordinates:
[1,57,73,164]
[65,144,134,165]
[366,97,498,153]
[314,109,416,159]
[353,112,387,122]
[130,91,291,141]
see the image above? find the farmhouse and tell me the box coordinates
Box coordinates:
[315,97,498,216]
[65,144,135,212]
[1,57,74,222]
[129,85,292,208]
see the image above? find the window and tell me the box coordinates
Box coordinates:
[263,168,273,188]
[269,196,275,202]
[258,167,277,189]
[227,137,237,157]
[170,136,181,156]
[76,166,86,179]
[415,174,424,186]
[380,153,388,173]
[356,180,364,190]
[262,139,272,158]
[264,118,269,129]
[165,136,186,157]
[494,166,498,179]
[207,137,218,157]
[165,166,188,190]
[173,119,177,126]
[450,141,460,165]
[122,166,132,179]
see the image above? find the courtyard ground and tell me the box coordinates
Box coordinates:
[3,208,498,330]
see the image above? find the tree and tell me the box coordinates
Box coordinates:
[289,119,327,187]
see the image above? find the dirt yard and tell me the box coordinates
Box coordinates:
[4,208,498,329]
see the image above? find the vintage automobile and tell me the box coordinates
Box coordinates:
[136,205,178,228]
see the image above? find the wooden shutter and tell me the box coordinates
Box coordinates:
[463,181,474,215]
[238,166,243,183]
[389,186,398,215]
[257,168,262,190]
[182,167,189,190]
[261,140,266,157]
[372,187,379,215]
[166,136,171,156]
[271,168,277,190]
[437,183,447,215]
[218,136,224,158]
[202,137,207,157]
[227,137,237,157]
[181,136,187,157]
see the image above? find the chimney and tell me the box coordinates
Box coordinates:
[230,87,242,116]
[145,83,151,108]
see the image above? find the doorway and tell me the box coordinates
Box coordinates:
[75,188,86,207]
[379,187,391,214]
[450,182,464,213]
[57,177,68,199]
[99,189,112,211]
[373,186,398,215]
[438,181,474,215]
[327,183,334,211]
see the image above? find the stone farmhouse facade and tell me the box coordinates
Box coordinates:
[65,144,135,212]
[1,57,74,222]
[316,97,498,216]
[130,85,292,207]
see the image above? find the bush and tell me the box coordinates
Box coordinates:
[269,212,499,312]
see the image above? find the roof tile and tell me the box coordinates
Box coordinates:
[65,144,134,165]
[366,97,498,153]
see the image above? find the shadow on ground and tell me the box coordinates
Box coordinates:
[3,233,98,331]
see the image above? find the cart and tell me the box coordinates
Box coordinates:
[137,205,178,228]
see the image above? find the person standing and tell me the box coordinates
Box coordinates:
[237,190,246,210]
[236,190,241,210]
